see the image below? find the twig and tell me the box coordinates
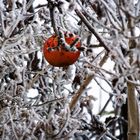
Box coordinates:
[99,0,122,29]
[48,0,58,35]
[55,107,70,138]
[33,97,64,107]
[69,52,109,111]
[75,9,110,52]
[94,78,113,95]
[77,0,111,31]
[7,107,19,140]
[106,131,119,140]
[98,95,113,115]
[69,73,94,110]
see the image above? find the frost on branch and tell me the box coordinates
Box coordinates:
[0,0,140,140]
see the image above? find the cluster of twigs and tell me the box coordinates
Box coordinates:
[0,0,139,140]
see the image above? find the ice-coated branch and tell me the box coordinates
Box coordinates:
[75,8,110,52]
[69,52,109,110]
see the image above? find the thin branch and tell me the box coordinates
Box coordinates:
[98,95,113,115]
[100,0,122,29]
[69,73,94,110]
[32,97,64,107]
[69,52,109,111]
[7,107,19,140]
[106,131,119,140]
[48,0,58,35]
[77,0,111,31]
[94,78,113,95]
[75,9,110,52]
[55,107,70,138]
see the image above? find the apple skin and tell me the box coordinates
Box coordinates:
[43,34,81,67]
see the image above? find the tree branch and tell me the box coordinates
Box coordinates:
[75,9,110,52]
[70,52,109,111]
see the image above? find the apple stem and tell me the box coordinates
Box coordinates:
[70,37,80,48]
